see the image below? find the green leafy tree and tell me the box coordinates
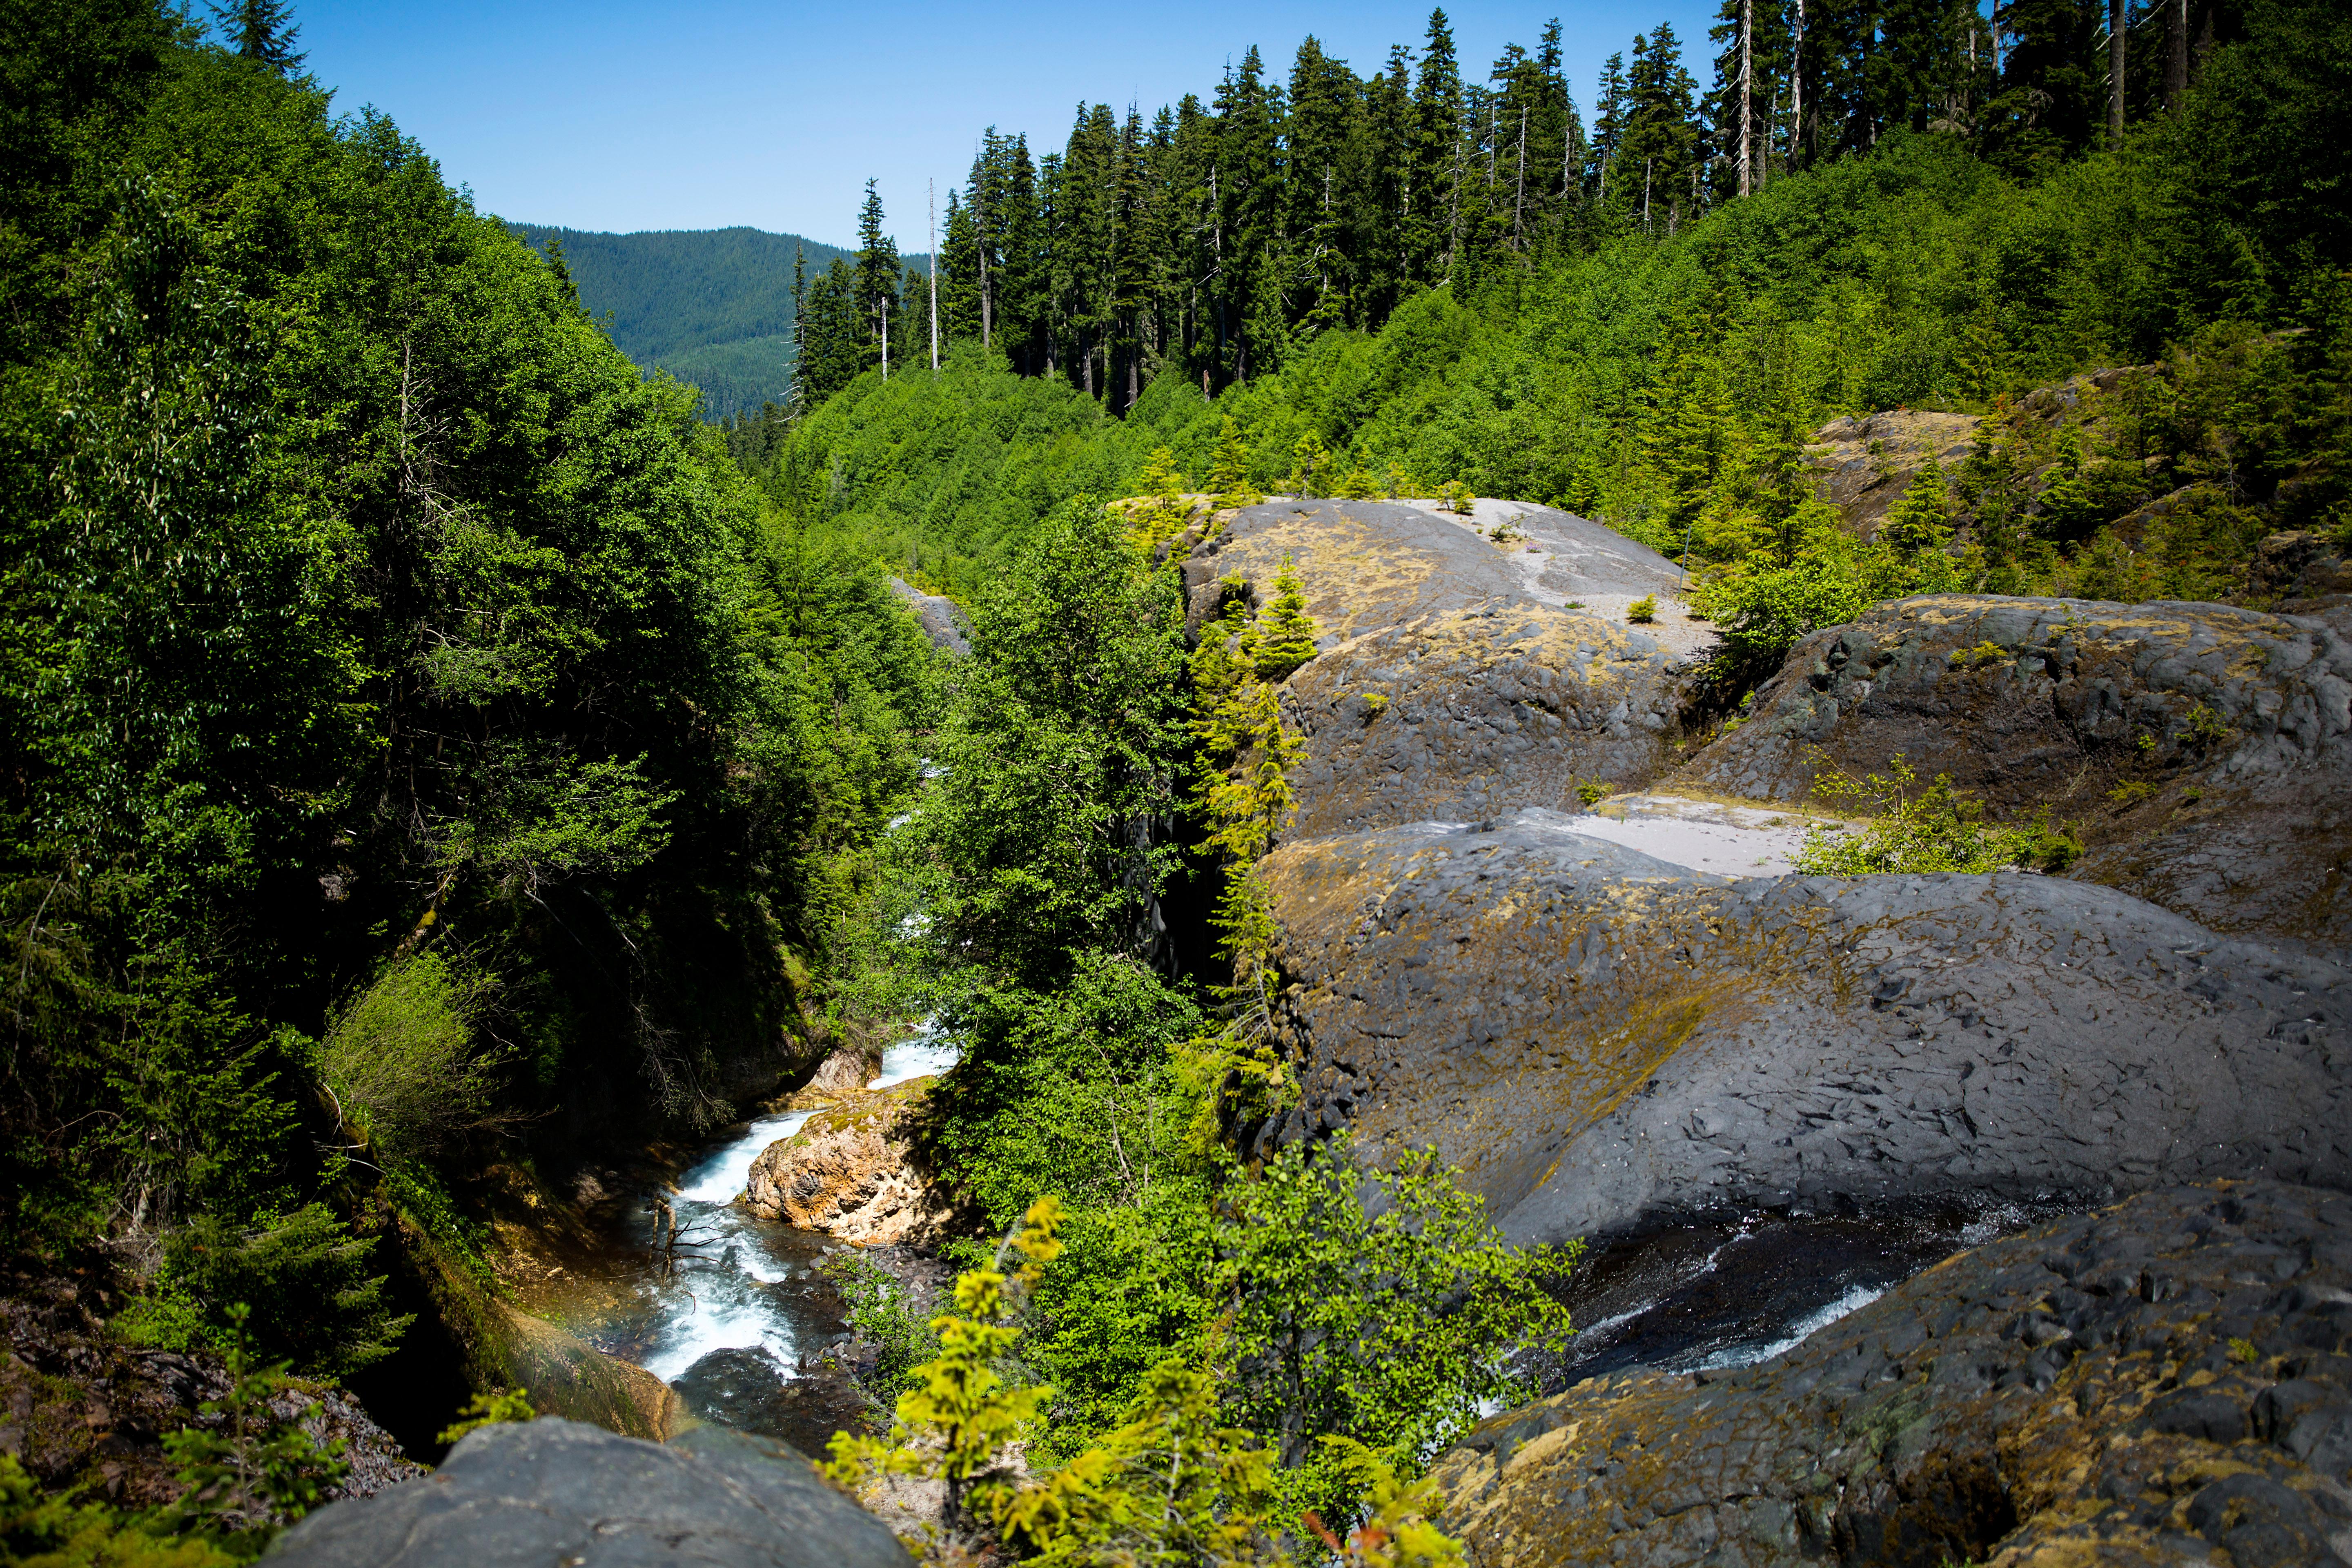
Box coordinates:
[904,498,1188,988]
[1215,1136,1580,1525]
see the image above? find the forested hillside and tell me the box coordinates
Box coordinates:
[506,225,860,417]
[0,0,933,1462]
[754,0,2346,628]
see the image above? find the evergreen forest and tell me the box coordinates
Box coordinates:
[2,0,2349,1562]
[506,225,862,419]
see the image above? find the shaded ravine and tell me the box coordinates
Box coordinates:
[525,1029,960,1455]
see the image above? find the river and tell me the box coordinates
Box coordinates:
[528,1027,960,1454]
[538,1022,2023,1453]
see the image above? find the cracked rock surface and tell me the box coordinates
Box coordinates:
[1255,810,2352,1247]
[267,1417,911,1567]
[1431,1180,2352,1567]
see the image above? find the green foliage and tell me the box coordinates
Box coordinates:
[1299,1438,1470,1568]
[1625,595,1658,624]
[0,4,951,1350]
[898,499,1188,989]
[822,1252,940,1403]
[1205,416,1265,510]
[827,1198,1069,1530]
[1795,755,2082,875]
[1214,1136,1580,1522]
[828,1196,1466,1567]
[159,1305,348,1555]
[1251,558,1321,682]
[155,1207,411,1381]
[994,1358,1279,1566]
[318,954,502,1160]
[436,1388,535,1446]
[0,1454,236,1568]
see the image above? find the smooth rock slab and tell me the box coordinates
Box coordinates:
[1258,808,2352,1247]
[1432,1180,2352,1567]
[1180,500,1699,837]
[265,1417,910,1568]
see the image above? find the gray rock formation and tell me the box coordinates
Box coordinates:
[1432,1180,2352,1566]
[1181,500,1703,837]
[1257,808,2352,1247]
[1673,594,2352,952]
[886,577,970,657]
[265,1417,910,1568]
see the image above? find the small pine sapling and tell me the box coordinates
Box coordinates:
[161,1305,349,1553]
[438,1387,536,1445]
[1253,557,1322,681]
[1206,416,1263,510]
[1625,595,1658,623]
[1286,434,1331,498]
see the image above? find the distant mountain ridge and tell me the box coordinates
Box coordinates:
[508,224,928,419]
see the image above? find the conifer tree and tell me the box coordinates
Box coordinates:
[213,0,304,73]
[854,180,900,372]
[1205,416,1261,508]
[1254,557,1322,680]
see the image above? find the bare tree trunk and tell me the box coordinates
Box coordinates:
[1643,158,1653,230]
[1513,107,1528,249]
[2109,0,2127,148]
[1790,0,1805,174]
[973,152,992,350]
[1740,0,1754,197]
[880,296,888,380]
[2166,0,2188,104]
[928,178,939,372]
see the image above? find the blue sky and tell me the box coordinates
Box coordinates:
[286,1,1725,248]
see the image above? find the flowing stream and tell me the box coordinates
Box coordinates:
[543,1022,2022,1452]
[534,1029,960,1454]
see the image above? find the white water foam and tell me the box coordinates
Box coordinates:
[675,1109,818,1204]
[637,1109,828,1381]
[1690,1283,1885,1372]
[869,1025,961,1090]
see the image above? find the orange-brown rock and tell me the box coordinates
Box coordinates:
[742,1080,948,1244]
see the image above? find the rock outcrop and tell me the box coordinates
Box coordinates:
[1808,409,1981,539]
[1431,1180,2352,1567]
[268,1416,911,1568]
[888,577,971,658]
[1673,594,2352,952]
[1256,809,2352,1248]
[742,1080,948,1245]
[0,1277,419,1510]
[1182,499,1704,837]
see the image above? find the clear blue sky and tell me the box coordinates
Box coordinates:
[285,1,1726,249]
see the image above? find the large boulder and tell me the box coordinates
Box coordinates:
[1430,1180,2352,1567]
[742,1081,949,1244]
[1182,499,1707,838]
[1674,594,2352,953]
[266,1416,911,1568]
[1255,808,2352,1247]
